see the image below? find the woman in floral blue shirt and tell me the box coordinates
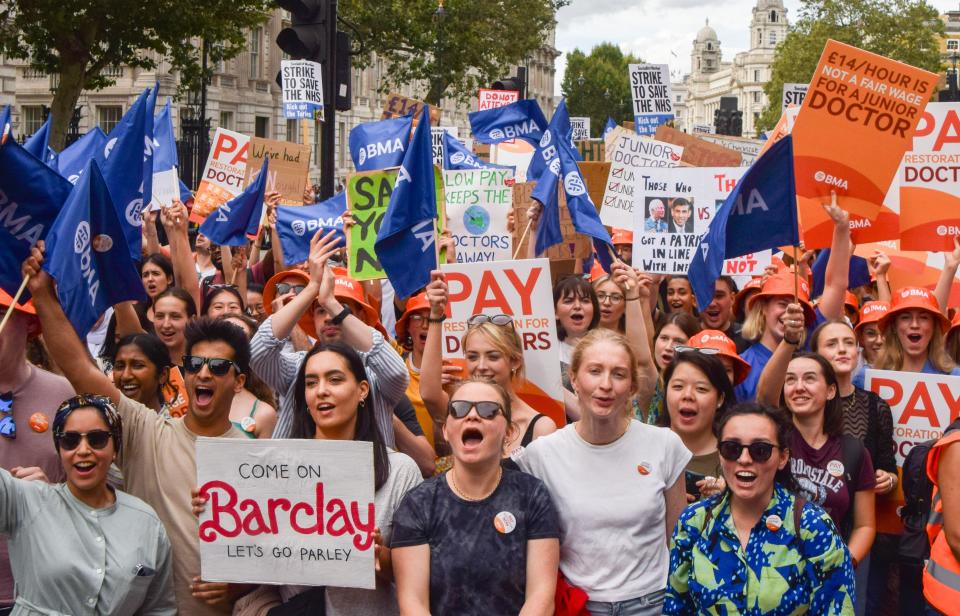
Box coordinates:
[665,403,854,615]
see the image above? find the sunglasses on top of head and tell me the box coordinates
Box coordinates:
[447,400,503,420]
[718,440,780,463]
[181,355,240,376]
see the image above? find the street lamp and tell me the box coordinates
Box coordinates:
[434,0,446,99]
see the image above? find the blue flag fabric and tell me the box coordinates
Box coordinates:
[178,178,193,204]
[275,192,347,266]
[603,117,617,139]
[441,132,514,173]
[810,249,871,297]
[349,116,412,171]
[688,135,800,310]
[42,160,146,337]
[530,99,575,254]
[468,100,548,146]
[24,116,58,168]
[0,106,9,138]
[141,83,158,215]
[152,100,178,173]
[58,127,108,184]
[0,138,73,302]
[557,141,614,272]
[528,99,577,183]
[99,88,150,261]
[198,159,268,247]
[375,106,437,299]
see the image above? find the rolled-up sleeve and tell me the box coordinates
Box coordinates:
[360,331,408,447]
[250,315,306,439]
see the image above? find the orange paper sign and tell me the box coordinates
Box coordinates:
[792,40,937,247]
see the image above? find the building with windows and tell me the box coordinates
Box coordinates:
[671,0,788,137]
[2,9,558,186]
[940,7,960,99]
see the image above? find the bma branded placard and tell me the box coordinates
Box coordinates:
[190,128,250,224]
[281,60,324,120]
[570,117,591,140]
[599,131,682,229]
[443,169,513,263]
[781,83,809,112]
[196,438,375,588]
[628,64,674,136]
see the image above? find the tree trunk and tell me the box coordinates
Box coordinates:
[425,77,448,106]
[47,58,88,151]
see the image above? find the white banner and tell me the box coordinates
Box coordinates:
[281,59,324,120]
[431,126,459,166]
[444,169,513,263]
[570,117,591,140]
[781,82,809,112]
[599,131,683,228]
[628,64,674,135]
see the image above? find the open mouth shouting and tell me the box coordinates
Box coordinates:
[313,402,335,417]
[73,460,98,479]
[119,381,141,399]
[193,385,215,409]
[461,426,484,450]
[733,470,757,488]
[676,406,699,425]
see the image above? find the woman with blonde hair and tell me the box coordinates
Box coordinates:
[875,286,958,376]
[592,273,628,332]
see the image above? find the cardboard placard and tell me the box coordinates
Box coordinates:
[792,40,938,247]
[600,131,683,228]
[699,135,764,167]
[654,125,742,168]
[243,138,311,206]
[444,169,513,263]
[196,438,375,588]
[190,128,250,224]
[575,140,604,162]
[512,181,591,260]
[579,162,611,214]
[381,93,441,126]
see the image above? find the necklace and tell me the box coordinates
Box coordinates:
[449,466,502,501]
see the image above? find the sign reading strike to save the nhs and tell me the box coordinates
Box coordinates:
[197,437,375,588]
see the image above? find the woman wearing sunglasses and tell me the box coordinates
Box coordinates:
[665,402,854,614]
[515,328,688,615]
[661,350,735,502]
[0,394,175,614]
[393,377,560,615]
[420,273,557,459]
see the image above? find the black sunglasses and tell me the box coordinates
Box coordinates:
[448,400,503,420]
[181,355,240,376]
[718,440,780,463]
[276,283,307,296]
[467,314,513,328]
[58,430,112,451]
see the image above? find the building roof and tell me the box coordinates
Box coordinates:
[696,20,719,43]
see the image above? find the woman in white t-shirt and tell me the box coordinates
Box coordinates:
[515,328,690,615]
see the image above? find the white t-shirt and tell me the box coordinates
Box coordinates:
[515,420,691,602]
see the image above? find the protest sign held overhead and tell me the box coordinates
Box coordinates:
[441,258,565,427]
[150,100,180,209]
[699,134,763,167]
[782,83,809,112]
[243,137,311,205]
[275,193,347,266]
[381,93,440,126]
[628,64,674,135]
[478,88,519,110]
[570,117,591,140]
[431,127,458,167]
[196,438,376,589]
[469,99,548,147]
[791,39,937,247]
[281,59,324,120]
[633,166,746,275]
[191,127,249,224]
[599,131,682,229]
[444,169,513,263]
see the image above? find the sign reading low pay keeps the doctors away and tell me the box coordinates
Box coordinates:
[196,438,376,588]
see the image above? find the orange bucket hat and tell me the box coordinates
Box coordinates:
[686,329,752,385]
[854,301,890,336]
[732,277,763,321]
[950,311,960,337]
[395,292,431,343]
[262,270,317,338]
[746,273,817,326]
[844,291,859,313]
[610,228,633,246]
[878,286,951,334]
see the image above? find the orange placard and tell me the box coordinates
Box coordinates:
[792,40,937,247]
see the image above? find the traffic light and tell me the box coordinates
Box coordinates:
[493,67,527,99]
[730,110,743,136]
[276,0,328,62]
[335,31,352,111]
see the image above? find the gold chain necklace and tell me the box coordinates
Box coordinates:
[449,467,502,501]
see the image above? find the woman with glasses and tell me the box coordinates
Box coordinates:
[661,351,735,503]
[665,402,854,614]
[593,274,627,332]
[420,273,557,459]
[0,394,175,614]
[392,377,560,615]
[515,328,689,615]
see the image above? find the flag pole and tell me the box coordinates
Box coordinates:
[433,219,442,269]
[0,275,30,337]
[513,218,534,260]
[792,245,799,303]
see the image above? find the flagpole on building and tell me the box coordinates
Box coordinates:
[0,275,29,336]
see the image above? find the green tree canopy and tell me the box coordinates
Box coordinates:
[560,43,641,137]
[758,0,944,132]
[0,0,272,149]
[341,0,567,105]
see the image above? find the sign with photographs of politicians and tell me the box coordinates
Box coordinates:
[599,130,682,229]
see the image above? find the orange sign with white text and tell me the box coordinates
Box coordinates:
[791,40,937,247]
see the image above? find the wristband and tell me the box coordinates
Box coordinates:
[330,305,352,326]
[428,316,446,323]
[625,295,641,301]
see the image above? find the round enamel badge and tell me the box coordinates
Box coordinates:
[765,514,783,532]
[494,511,517,534]
[29,413,48,433]
[240,416,256,433]
[827,460,845,478]
[637,461,652,476]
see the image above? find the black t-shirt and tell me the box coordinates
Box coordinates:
[394,395,424,437]
[391,468,560,614]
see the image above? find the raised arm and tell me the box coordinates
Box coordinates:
[868,250,892,303]
[419,272,450,423]
[818,200,851,321]
[142,209,162,257]
[618,265,658,409]
[160,201,201,309]
[755,303,806,406]
[935,238,960,316]
[21,243,120,404]
[268,230,337,340]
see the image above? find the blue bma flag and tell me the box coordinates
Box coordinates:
[0,138,73,302]
[141,83,158,216]
[58,127,107,184]
[442,131,514,173]
[24,115,58,168]
[603,117,617,139]
[349,115,412,171]
[688,135,800,310]
[469,99,548,146]
[43,160,146,338]
[198,159,268,247]
[530,99,577,254]
[375,105,437,299]
[557,140,614,272]
[528,99,577,183]
[275,192,347,266]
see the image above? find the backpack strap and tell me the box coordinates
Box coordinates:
[839,436,865,540]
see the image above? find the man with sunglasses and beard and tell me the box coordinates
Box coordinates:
[21,243,252,615]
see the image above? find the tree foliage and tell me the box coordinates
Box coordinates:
[340,0,568,105]
[758,0,945,131]
[560,43,640,137]
[0,0,272,149]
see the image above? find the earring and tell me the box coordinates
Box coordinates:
[358,398,366,409]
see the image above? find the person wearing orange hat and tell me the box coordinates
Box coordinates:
[700,276,749,354]
[684,329,752,387]
[853,301,889,369]
[396,292,441,450]
[874,286,958,376]
[250,230,409,443]
[947,311,960,365]
[843,291,860,326]
[732,277,763,323]
[611,228,634,265]
[0,290,74,609]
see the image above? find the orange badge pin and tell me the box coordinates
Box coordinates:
[637,462,652,476]
[240,417,256,433]
[29,413,48,433]
[765,514,783,532]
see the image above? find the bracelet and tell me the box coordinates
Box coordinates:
[428,316,446,323]
[329,305,352,326]
[783,336,801,346]
[625,295,641,301]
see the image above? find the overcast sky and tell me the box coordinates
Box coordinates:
[553,0,960,94]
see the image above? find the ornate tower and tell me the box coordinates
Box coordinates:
[750,0,788,50]
[691,20,721,75]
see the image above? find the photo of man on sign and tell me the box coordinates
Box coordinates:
[645,198,668,233]
[668,197,694,234]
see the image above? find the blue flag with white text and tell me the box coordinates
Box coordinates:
[528,99,578,183]
[603,117,617,139]
[198,159,268,247]
[530,100,576,254]
[558,140,614,272]
[276,192,347,266]
[150,100,181,207]
[58,127,108,184]
[0,138,73,302]
[468,99,547,146]
[688,135,800,310]
[349,116,412,171]
[43,160,146,337]
[141,83,158,214]
[375,106,437,299]
[441,131,514,173]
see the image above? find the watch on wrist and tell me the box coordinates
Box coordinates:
[330,305,352,326]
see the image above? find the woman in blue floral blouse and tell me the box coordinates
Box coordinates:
[665,402,855,615]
